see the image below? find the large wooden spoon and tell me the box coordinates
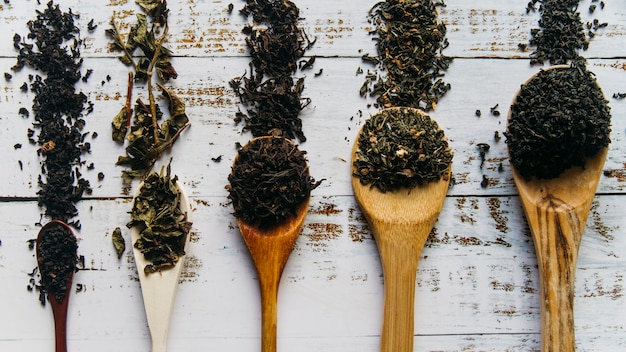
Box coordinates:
[351,110,451,352]
[36,220,76,352]
[508,67,609,351]
[511,149,607,351]
[131,181,191,352]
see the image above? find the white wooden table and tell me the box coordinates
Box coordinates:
[1,1,625,351]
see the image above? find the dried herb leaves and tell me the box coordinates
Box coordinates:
[506,65,611,179]
[108,2,189,181]
[362,0,452,111]
[353,108,453,192]
[227,137,321,229]
[128,164,191,274]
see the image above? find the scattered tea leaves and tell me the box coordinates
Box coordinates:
[526,0,606,65]
[111,227,125,259]
[13,1,93,225]
[363,0,453,111]
[230,0,314,142]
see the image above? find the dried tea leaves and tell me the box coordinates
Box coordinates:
[363,0,452,110]
[127,164,192,274]
[115,87,190,181]
[227,137,321,229]
[112,227,126,260]
[527,0,607,65]
[108,3,189,181]
[13,1,93,226]
[37,222,77,303]
[353,108,453,192]
[506,65,611,179]
[106,1,176,81]
[230,0,314,142]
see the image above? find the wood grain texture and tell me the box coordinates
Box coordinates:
[0,0,624,351]
[512,148,608,352]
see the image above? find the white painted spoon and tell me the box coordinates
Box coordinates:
[131,180,191,352]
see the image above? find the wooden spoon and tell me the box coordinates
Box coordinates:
[236,199,309,352]
[351,109,451,352]
[36,220,76,352]
[131,181,191,352]
[508,67,609,352]
[231,137,311,352]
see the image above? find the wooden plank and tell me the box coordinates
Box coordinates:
[0,193,624,350]
[1,57,626,198]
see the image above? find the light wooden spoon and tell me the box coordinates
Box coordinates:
[510,149,607,351]
[131,181,191,352]
[508,67,609,352]
[36,220,76,352]
[351,110,451,352]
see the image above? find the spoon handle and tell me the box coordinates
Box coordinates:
[51,298,70,352]
[376,229,423,352]
[259,274,280,352]
[531,197,584,352]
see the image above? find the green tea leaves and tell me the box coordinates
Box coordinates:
[128,165,191,274]
[111,227,126,259]
[353,108,453,192]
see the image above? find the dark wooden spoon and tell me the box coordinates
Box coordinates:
[36,220,76,352]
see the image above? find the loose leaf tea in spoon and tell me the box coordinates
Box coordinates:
[353,107,453,192]
[227,137,322,229]
[37,222,78,304]
[505,64,611,180]
[127,163,192,274]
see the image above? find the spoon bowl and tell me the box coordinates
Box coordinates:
[131,180,191,352]
[508,65,610,351]
[36,220,77,352]
[351,108,451,352]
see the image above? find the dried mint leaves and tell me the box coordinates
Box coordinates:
[227,137,322,229]
[353,108,453,192]
[127,163,192,274]
[108,2,189,181]
[505,65,611,179]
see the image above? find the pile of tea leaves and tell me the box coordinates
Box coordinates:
[37,222,77,304]
[526,0,607,65]
[12,1,93,227]
[128,163,192,274]
[362,0,453,111]
[230,0,314,142]
[227,137,322,229]
[353,108,453,192]
[107,0,190,182]
[506,65,611,179]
